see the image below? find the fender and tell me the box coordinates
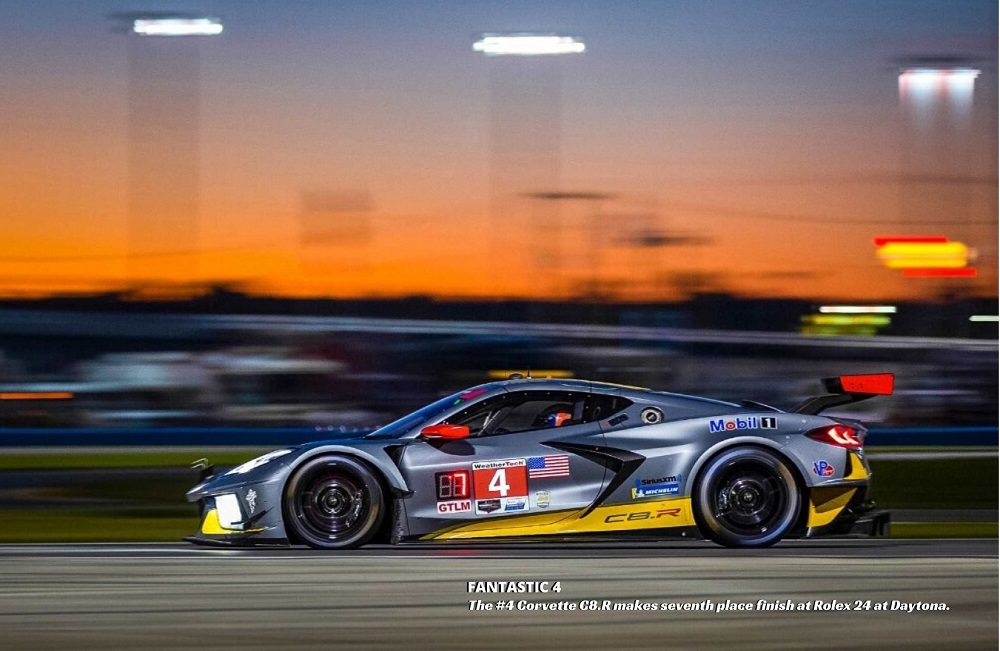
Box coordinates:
[294,443,411,493]
[687,435,806,494]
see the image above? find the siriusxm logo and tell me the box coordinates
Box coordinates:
[709,416,777,433]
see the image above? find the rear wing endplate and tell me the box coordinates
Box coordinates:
[792,373,894,415]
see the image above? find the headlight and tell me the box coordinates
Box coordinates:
[214,493,243,528]
[226,449,292,476]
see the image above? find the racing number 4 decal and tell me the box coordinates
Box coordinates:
[472,459,529,514]
[488,469,511,496]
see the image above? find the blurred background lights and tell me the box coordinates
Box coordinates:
[874,236,976,277]
[800,312,891,336]
[473,34,585,56]
[877,241,969,269]
[898,65,981,126]
[132,17,223,37]
[819,306,897,314]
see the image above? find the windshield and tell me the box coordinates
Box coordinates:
[365,388,493,439]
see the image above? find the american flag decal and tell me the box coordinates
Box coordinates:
[527,455,570,479]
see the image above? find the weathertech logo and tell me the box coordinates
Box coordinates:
[709,416,776,433]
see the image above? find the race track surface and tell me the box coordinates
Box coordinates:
[0,540,995,650]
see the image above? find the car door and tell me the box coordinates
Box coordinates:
[398,388,609,538]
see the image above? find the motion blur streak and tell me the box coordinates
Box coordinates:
[0,392,74,401]
[902,268,977,278]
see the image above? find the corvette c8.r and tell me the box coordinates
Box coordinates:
[186,374,892,549]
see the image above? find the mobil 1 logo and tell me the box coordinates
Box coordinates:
[709,416,778,433]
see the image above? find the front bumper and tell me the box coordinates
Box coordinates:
[185,484,290,547]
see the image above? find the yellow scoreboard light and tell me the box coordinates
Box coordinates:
[876,241,969,269]
[800,313,891,336]
[874,236,976,277]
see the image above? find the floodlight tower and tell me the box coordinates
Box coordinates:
[473,33,585,297]
[896,59,983,284]
[525,191,614,298]
[121,15,223,289]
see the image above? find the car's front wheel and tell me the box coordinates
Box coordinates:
[283,455,385,550]
[693,446,801,548]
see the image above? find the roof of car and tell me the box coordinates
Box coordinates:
[494,377,739,409]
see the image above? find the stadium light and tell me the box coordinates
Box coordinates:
[899,67,980,86]
[132,17,223,36]
[897,63,980,124]
[473,34,585,56]
[819,306,897,314]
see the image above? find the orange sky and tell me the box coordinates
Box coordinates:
[0,3,996,302]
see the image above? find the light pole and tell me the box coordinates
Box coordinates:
[118,14,223,291]
[895,58,985,290]
[473,33,585,298]
[525,191,614,298]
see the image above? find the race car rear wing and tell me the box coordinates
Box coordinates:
[792,373,894,415]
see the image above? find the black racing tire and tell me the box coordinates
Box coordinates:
[693,446,801,548]
[283,455,385,550]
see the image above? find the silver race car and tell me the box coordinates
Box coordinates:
[186,374,893,548]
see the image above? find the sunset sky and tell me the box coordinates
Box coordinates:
[0,1,996,301]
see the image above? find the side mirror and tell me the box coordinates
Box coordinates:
[420,424,470,440]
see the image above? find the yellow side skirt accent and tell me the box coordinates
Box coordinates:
[807,487,857,528]
[421,498,695,541]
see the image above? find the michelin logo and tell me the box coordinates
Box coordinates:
[631,475,682,499]
[709,416,777,433]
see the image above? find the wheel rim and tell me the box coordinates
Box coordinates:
[296,470,369,540]
[710,460,788,535]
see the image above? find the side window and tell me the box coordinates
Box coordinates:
[443,390,634,437]
[485,390,587,436]
[584,393,633,422]
[444,394,512,437]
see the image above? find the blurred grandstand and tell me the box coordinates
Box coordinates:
[0,292,996,429]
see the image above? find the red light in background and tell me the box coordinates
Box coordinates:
[873,235,948,246]
[902,268,977,277]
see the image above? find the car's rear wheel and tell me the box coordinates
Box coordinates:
[693,446,800,548]
[283,455,384,550]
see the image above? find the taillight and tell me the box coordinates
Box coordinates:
[805,424,862,449]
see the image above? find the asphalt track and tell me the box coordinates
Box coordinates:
[0,540,995,650]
